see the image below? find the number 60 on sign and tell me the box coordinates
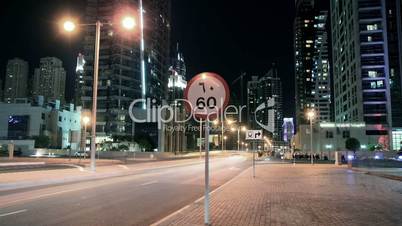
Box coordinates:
[184,72,230,119]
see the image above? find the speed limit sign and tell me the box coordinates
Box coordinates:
[184,72,230,119]
[184,72,229,225]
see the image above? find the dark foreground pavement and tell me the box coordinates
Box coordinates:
[155,163,402,226]
[0,155,250,226]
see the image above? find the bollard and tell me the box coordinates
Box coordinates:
[8,143,15,160]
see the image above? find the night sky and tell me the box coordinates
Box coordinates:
[0,0,304,118]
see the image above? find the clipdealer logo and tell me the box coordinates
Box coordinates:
[128,98,275,132]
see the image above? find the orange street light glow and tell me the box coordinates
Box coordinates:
[63,20,76,32]
[122,16,136,30]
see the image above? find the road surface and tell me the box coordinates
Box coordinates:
[0,155,250,226]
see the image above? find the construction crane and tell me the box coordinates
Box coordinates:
[231,72,246,106]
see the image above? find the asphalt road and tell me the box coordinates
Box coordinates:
[0,155,250,226]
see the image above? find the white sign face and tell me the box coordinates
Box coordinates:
[197,138,205,147]
[184,72,230,119]
[246,130,263,140]
[255,98,275,133]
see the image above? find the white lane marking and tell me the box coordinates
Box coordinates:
[59,164,85,172]
[140,180,158,186]
[118,165,129,170]
[0,157,235,207]
[0,209,27,217]
[0,162,45,166]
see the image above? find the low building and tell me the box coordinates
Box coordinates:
[0,99,81,151]
[293,122,392,154]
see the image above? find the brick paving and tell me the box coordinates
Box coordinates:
[155,164,402,226]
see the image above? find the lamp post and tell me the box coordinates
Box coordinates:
[307,109,315,165]
[63,15,136,171]
[231,126,246,152]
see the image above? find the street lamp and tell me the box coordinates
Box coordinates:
[63,20,76,32]
[62,15,136,171]
[306,109,315,165]
[231,126,247,151]
[122,16,136,30]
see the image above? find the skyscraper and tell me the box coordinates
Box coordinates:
[3,58,29,103]
[74,53,85,107]
[81,0,171,138]
[331,0,402,150]
[247,66,283,142]
[259,67,283,142]
[165,45,187,153]
[312,11,332,122]
[32,57,66,103]
[294,0,315,126]
[167,45,187,101]
[282,118,295,144]
[247,76,259,128]
[294,1,333,126]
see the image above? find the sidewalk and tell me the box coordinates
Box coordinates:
[352,167,402,181]
[154,164,402,226]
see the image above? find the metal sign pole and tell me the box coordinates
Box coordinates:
[253,141,256,178]
[200,119,203,159]
[204,120,210,225]
[183,72,230,226]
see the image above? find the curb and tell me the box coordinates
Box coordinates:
[352,168,402,181]
[150,165,252,226]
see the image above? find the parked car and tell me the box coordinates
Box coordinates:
[373,151,384,160]
[396,151,402,161]
[74,151,89,158]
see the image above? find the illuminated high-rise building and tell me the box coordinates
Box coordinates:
[81,0,171,138]
[74,53,86,107]
[294,1,333,126]
[164,45,187,153]
[312,11,332,122]
[4,58,29,103]
[283,118,295,144]
[247,65,283,142]
[331,0,402,150]
[32,57,66,104]
[294,0,315,126]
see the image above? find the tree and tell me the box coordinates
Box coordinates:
[345,137,360,153]
[118,144,129,152]
[134,134,155,152]
[33,136,50,148]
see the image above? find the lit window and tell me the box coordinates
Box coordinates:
[367,36,372,42]
[377,80,384,88]
[368,71,377,78]
[367,24,378,31]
